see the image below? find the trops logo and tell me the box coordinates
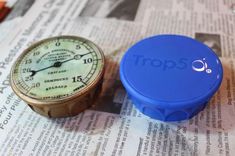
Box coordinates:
[133,55,212,73]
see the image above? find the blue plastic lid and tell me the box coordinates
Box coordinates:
[120,35,223,121]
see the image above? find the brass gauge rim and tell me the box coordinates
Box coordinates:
[10,35,105,107]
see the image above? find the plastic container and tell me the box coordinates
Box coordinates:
[120,35,223,121]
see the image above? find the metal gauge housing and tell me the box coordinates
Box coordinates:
[10,36,105,117]
[120,35,223,121]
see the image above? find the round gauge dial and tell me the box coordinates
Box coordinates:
[10,36,105,117]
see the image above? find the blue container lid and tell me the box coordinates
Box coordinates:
[120,35,223,121]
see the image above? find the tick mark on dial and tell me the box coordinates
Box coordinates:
[80,80,87,85]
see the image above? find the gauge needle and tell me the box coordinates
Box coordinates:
[30,52,92,76]
[30,61,62,76]
[74,52,92,60]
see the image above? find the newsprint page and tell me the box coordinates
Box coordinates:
[0,0,235,155]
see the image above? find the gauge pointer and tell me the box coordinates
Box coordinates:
[74,52,92,60]
[30,52,92,76]
[30,61,62,76]
[57,52,92,64]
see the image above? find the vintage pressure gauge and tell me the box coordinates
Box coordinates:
[10,36,105,117]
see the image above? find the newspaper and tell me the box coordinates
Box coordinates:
[4,0,35,21]
[1,0,235,156]
[0,17,22,43]
[79,0,141,21]
[135,0,235,58]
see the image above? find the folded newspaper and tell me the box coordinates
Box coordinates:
[0,0,235,155]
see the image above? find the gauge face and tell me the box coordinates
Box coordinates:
[11,36,104,102]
